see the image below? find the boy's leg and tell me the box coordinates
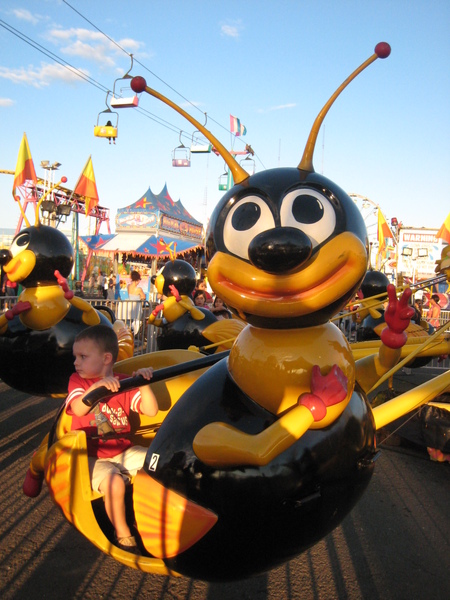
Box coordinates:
[90,458,134,541]
[89,449,147,549]
[98,472,132,540]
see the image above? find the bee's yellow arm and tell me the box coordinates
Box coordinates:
[193,405,315,468]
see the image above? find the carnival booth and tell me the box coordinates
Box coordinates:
[80,183,204,290]
[80,184,204,332]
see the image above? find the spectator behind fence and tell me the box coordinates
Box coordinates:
[211,296,227,314]
[74,281,85,298]
[2,275,17,298]
[195,279,213,305]
[127,271,145,334]
[427,294,441,328]
[127,271,146,302]
[193,289,209,309]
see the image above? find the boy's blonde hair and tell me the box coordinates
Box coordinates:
[74,324,119,362]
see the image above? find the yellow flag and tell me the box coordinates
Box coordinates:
[436,212,450,243]
[12,133,37,198]
[73,156,99,216]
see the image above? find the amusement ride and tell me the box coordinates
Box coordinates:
[0,42,449,582]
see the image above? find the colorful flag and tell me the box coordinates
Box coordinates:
[230,115,247,136]
[436,212,450,243]
[12,133,37,198]
[377,208,393,253]
[73,156,99,216]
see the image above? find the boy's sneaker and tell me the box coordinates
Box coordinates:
[116,535,141,555]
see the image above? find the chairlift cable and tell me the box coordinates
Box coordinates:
[61,1,253,146]
[0,19,194,143]
[0,19,108,94]
[3,6,256,163]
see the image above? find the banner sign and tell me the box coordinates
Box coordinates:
[160,214,203,239]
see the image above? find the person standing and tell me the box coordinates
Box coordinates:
[2,275,17,298]
[127,271,146,301]
[2,275,17,308]
[427,294,441,328]
[102,273,109,299]
[127,271,146,334]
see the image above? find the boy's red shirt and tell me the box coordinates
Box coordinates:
[65,372,143,459]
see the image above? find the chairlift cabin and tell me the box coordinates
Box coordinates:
[191,142,212,154]
[110,93,139,109]
[218,169,230,191]
[172,131,191,167]
[109,55,140,109]
[240,155,256,175]
[190,129,212,154]
[94,108,118,141]
[110,84,139,109]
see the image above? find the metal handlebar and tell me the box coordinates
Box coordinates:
[82,350,230,407]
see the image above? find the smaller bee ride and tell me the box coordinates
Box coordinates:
[149,258,244,352]
[22,43,450,582]
[0,182,133,396]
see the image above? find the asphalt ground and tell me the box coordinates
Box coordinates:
[1,367,449,600]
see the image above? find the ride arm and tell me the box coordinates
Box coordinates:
[355,285,414,393]
[193,364,348,468]
[373,369,450,430]
[55,270,100,325]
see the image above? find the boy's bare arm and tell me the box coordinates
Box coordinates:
[134,368,159,417]
[69,376,121,416]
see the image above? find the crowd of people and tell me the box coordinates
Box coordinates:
[192,278,231,320]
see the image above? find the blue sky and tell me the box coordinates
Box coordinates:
[0,0,449,239]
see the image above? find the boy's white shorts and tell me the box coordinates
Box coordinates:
[88,445,147,493]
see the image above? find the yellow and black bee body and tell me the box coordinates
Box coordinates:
[141,357,375,581]
[0,225,112,395]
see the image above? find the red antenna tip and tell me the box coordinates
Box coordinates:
[61,176,67,183]
[375,42,391,59]
[131,76,147,93]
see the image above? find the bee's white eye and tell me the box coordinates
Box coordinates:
[9,232,30,257]
[280,189,336,247]
[223,196,275,260]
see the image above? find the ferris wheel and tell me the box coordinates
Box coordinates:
[349,193,381,268]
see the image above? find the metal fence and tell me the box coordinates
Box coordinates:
[87,298,159,355]
[0,296,159,356]
[1,296,448,364]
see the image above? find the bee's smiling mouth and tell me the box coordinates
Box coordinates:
[208,232,367,318]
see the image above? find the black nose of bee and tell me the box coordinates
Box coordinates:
[248,227,313,274]
[0,249,11,266]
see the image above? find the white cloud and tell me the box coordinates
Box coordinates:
[47,27,145,67]
[118,38,144,53]
[221,20,243,38]
[11,8,39,25]
[61,39,117,67]
[270,103,296,111]
[257,103,297,113]
[0,63,88,88]
[0,98,15,107]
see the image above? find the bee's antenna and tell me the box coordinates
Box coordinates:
[127,75,250,185]
[298,42,391,173]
